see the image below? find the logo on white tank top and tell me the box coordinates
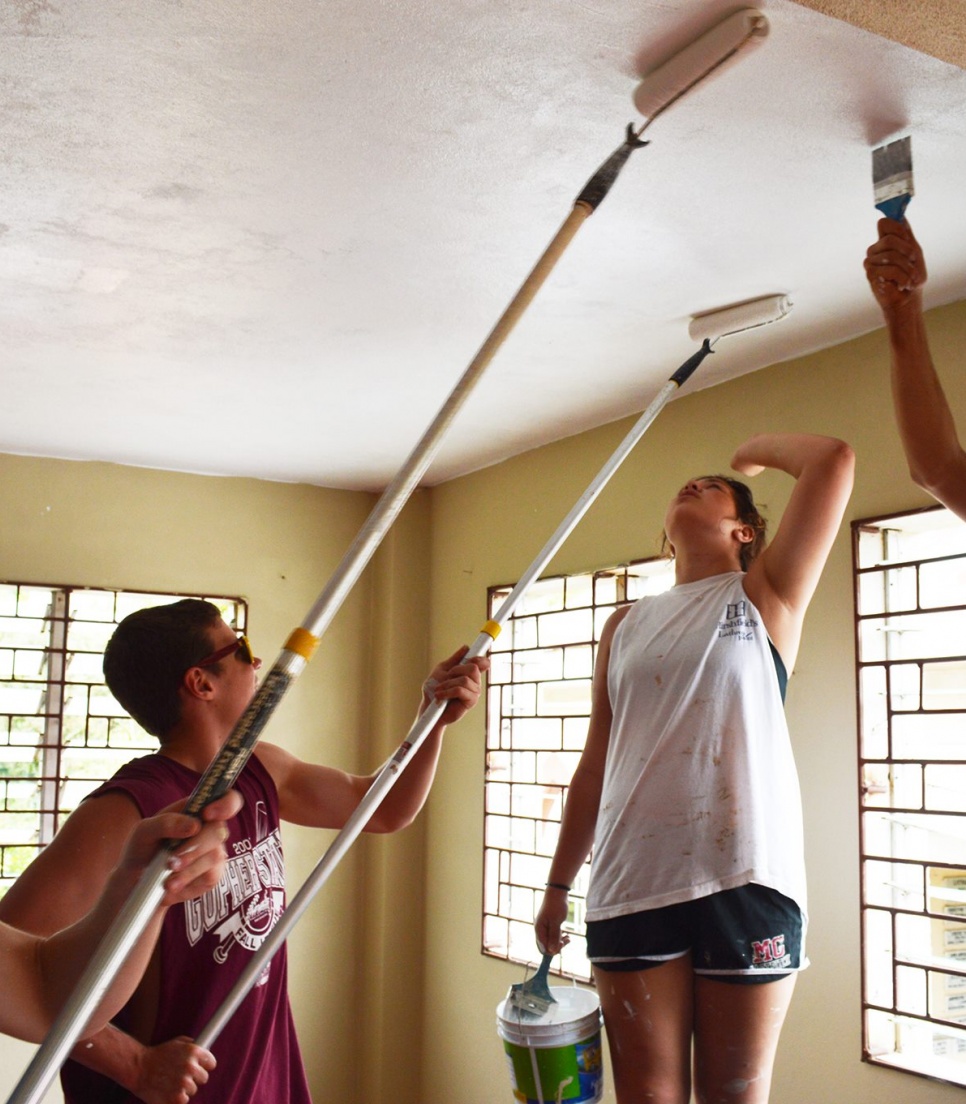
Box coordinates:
[718,600,759,642]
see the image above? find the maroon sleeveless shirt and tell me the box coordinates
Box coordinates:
[61,752,312,1103]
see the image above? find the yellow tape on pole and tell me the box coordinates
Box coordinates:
[284,627,321,661]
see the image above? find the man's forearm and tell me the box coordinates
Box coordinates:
[71,1020,146,1092]
[886,302,964,488]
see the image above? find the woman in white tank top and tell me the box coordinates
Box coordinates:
[535,433,854,1104]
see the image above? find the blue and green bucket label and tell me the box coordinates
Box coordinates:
[503,1032,603,1104]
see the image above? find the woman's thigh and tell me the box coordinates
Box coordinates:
[693,973,797,1104]
[593,954,694,1104]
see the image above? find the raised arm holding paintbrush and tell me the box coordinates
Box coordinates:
[865,217,966,521]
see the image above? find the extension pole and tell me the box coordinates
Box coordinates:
[5,129,646,1104]
[195,339,714,1049]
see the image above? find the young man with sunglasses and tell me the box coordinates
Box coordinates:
[0,599,487,1104]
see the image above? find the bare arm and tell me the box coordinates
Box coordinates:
[865,217,966,520]
[534,606,627,954]
[0,793,143,937]
[259,646,488,832]
[734,433,854,667]
[0,794,231,1100]
[0,794,163,1086]
[0,794,238,1045]
[71,1026,214,1104]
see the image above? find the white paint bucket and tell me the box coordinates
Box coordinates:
[496,985,604,1104]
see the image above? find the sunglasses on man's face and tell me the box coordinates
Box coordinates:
[195,633,255,669]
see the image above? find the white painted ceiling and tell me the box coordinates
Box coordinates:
[2,0,965,491]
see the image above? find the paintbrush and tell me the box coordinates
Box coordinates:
[507,953,557,1019]
[872,136,914,221]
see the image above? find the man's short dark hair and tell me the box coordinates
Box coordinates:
[103,599,223,738]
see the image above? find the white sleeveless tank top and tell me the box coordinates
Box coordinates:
[585,571,806,922]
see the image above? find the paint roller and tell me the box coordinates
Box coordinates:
[633,8,769,135]
[184,293,793,1052]
[6,16,772,1103]
[578,8,769,205]
[689,294,792,344]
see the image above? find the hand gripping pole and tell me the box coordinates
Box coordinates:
[193,339,713,1050]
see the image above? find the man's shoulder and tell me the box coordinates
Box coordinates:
[89,753,195,817]
[104,751,168,782]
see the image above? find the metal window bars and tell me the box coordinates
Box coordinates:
[853,506,966,1086]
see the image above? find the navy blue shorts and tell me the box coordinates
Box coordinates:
[586,884,804,985]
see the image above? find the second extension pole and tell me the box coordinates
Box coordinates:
[4,128,646,1104]
[195,339,713,1049]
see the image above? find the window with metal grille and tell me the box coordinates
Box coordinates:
[0,582,247,897]
[853,505,966,1086]
[483,557,675,980]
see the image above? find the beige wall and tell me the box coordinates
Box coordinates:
[1,298,965,1104]
[422,299,966,1104]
